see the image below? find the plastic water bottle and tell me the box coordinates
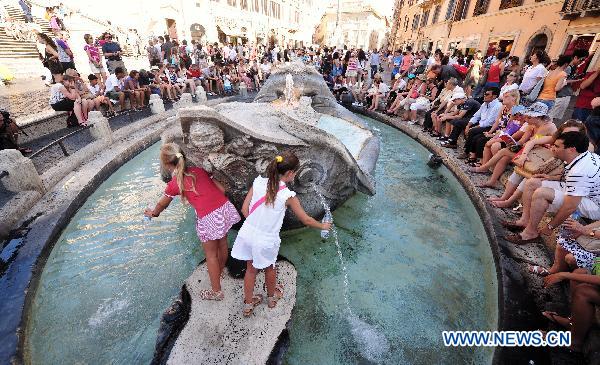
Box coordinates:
[143,204,154,223]
[321,211,333,239]
[571,210,581,221]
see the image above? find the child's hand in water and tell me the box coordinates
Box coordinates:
[321,222,332,231]
[144,208,155,217]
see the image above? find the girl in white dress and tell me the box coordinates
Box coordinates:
[232,151,331,316]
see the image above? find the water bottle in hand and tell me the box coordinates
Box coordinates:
[321,211,333,239]
[143,204,154,223]
[571,210,581,221]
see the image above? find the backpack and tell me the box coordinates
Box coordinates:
[452,64,468,78]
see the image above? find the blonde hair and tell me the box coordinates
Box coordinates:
[160,143,197,204]
[504,89,520,105]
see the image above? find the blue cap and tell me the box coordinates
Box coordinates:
[511,105,527,115]
[407,73,416,79]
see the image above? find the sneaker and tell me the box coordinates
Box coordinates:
[352,102,361,106]
[408,120,417,125]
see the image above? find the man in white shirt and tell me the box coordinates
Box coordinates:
[104,67,126,110]
[506,127,600,244]
[519,63,547,94]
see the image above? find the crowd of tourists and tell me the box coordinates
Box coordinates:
[329,45,598,357]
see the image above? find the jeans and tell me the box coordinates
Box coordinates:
[371,65,378,78]
[573,107,592,122]
[448,118,470,143]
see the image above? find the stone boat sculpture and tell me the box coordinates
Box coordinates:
[162,62,380,228]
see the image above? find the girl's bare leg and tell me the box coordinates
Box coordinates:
[202,240,222,292]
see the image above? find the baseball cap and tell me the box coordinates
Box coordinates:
[523,102,549,117]
[407,73,416,79]
[450,92,466,101]
[395,73,401,79]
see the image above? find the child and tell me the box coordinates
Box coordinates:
[144,143,241,300]
[231,151,331,316]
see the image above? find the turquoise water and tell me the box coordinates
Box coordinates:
[25,117,497,364]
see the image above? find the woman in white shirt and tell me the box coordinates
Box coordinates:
[49,74,93,127]
[519,50,547,95]
[499,72,519,100]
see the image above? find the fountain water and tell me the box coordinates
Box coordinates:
[313,185,390,363]
[284,73,294,106]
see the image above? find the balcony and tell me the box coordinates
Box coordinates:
[499,0,524,10]
[473,0,491,16]
[560,0,600,19]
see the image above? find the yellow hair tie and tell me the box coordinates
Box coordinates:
[275,155,283,163]
[175,153,183,159]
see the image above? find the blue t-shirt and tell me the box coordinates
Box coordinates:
[393,55,403,68]
[102,41,122,60]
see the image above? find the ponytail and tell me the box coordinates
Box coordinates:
[160,143,197,204]
[265,151,299,206]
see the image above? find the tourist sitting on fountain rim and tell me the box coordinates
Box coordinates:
[505,131,600,244]
[435,92,478,146]
[144,143,241,301]
[542,267,600,355]
[231,151,331,317]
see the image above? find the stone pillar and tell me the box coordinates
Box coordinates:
[149,94,165,114]
[0,149,44,193]
[195,86,207,104]
[88,111,112,142]
[239,82,248,98]
[175,93,193,109]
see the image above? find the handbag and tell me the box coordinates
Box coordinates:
[513,145,564,179]
[576,234,600,255]
[525,74,547,103]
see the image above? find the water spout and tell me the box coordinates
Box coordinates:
[285,73,294,106]
[312,184,390,362]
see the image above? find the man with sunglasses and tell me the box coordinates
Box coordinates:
[102,33,126,74]
[506,130,600,244]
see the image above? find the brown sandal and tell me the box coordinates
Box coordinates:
[200,289,224,301]
[268,285,284,308]
[243,294,263,317]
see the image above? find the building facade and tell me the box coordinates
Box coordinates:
[389,0,600,68]
[61,0,326,46]
[314,0,391,50]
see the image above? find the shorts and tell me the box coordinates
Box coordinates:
[50,98,74,111]
[89,61,105,74]
[543,181,600,220]
[548,96,570,120]
[231,224,280,269]
[196,201,241,242]
[105,91,122,100]
[346,69,357,77]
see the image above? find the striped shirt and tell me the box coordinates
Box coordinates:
[563,151,600,206]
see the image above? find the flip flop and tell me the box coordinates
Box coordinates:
[527,265,550,277]
[243,294,263,317]
[504,233,540,244]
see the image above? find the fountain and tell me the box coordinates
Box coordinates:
[19,62,498,365]
[163,62,380,228]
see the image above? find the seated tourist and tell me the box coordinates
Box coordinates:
[332,76,348,101]
[49,74,92,127]
[391,74,425,118]
[151,66,177,101]
[87,74,115,116]
[0,109,31,154]
[505,130,600,244]
[542,267,600,355]
[104,67,127,111]
[425,78,462,134]
[165,65,185,97]
[123,70,146,111]
[441,86,501,149]
[384,73,408,111]
[433,92,474,138]
[407,77,438,124]
[460,88,516,164]
[471,102,557,188]
[366,75,390,111]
